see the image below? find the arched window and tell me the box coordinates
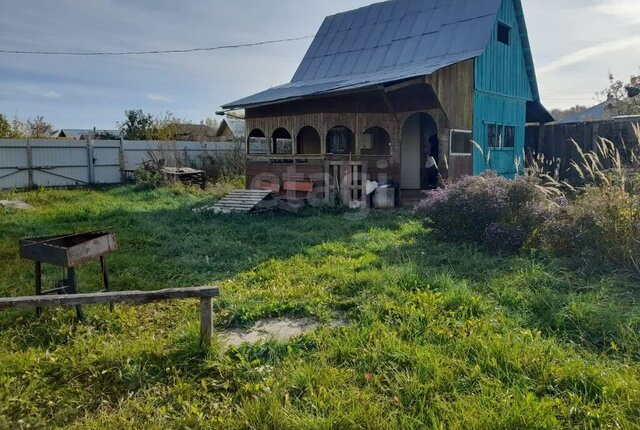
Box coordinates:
[326,126,354,155]
[272,128,293,155]
[361,127,391,155]
[297,126,321,155]
[248,129,268,155]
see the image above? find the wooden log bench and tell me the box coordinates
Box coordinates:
[0,286,220,347]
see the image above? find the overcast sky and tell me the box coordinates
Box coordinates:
[0,0,639,129]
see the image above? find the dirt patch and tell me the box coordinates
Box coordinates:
[222,317,345,347]
[0,200,34,210]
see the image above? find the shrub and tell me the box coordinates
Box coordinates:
[415,172,511,242]
[418,126,640,271]
[537,125,640,274]
[199,143,246,182]
[134,166,167,189]
[415,172,551,249]
[484,223,527,255]
[540,186,640,272]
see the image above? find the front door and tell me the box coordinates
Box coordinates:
[401,113,438,189]
[401,114,421,189]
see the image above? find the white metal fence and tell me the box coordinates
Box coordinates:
[0,139,239,189]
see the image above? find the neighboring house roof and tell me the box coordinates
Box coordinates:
[57,129,121,139]
[223,0,544,113]
[556,102,609,124]
[216,118,246,138]
[557,100,640,124]
[173,124,217,141]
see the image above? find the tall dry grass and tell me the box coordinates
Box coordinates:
[512,125,640,273]
[547,124,640,274]
[570,123,640,192]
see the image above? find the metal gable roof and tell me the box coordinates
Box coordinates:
[218,118,246,137]
[556,101,610,124]
[223,0,503,110]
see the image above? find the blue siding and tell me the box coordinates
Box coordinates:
[472,0,533,176]
[473,93,527,176]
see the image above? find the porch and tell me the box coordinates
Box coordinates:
[242,69,476,208]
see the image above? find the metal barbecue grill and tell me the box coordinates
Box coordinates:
[20,231,118,320]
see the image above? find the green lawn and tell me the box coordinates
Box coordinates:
[0,185,639,429]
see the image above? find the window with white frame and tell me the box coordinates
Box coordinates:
[450,130,473,155]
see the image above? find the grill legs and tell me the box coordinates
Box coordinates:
[66,268,84,321]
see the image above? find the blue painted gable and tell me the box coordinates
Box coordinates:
[475,0,534,99]
[472,0,535,177]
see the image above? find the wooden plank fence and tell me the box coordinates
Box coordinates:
[526,118,639,180]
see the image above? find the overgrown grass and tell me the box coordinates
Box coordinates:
[0,185,639,428]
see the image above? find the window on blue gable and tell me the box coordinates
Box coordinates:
[487,124,498,148]
[497,22,511,46]
[487,124,517,149]
[504,126,516,148]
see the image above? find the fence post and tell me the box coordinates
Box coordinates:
[119,137,125,183]
[26,139,34,189]
[87,140,95,185]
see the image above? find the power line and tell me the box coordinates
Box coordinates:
[0,35,315,56]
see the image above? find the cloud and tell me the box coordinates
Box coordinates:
[15,85,63,98]
[594,0,640,24]
[539,35,640,74]
[146,93,171,102]
[1,0,637,122]
[36,90,63,98]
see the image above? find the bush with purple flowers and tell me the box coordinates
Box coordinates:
[484,222,527,255]
[415,172,553,252]
[415,125,640,272]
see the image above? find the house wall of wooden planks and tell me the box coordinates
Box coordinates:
[242,60,476,206]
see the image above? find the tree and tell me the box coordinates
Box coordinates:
[601,72,640,117]
[0,114,11,138]
[204,116,218,130]
[151,111,183,141]
[12,116,29,138]
[26,116,54,138]
[94,131,121,140]
[119,109,154,140]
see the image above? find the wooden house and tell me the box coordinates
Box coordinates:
[221,0,552,206]
[216,118,246,140]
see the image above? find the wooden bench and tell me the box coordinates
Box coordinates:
[0,286,220,347]
[258,181,281,193]
[283,181,314,193]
